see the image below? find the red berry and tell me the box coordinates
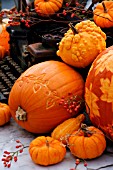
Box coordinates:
[84,162,87,167]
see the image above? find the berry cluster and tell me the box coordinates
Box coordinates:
[59,93,85,116]
[0,0,93,28]
[1,140,29,168]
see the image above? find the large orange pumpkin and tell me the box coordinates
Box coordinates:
[8,60,85,133]
[85,45,113,141]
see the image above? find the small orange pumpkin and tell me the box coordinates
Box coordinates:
[93,1,113,28]
[57,20,106,68]
[29,136,66,166]
[0,102,11,126]
[34,0,63,16]
[68,124,106,159]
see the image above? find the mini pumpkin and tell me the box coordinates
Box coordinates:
[29,136,66,166]
[85,45,113,141]
[8,60,85,133]
[93,1,113,28]
[51,114,85,144]
[57,20,106,68]
[68,124,106,159]
[34,0,63,16]
[0,102,11,126]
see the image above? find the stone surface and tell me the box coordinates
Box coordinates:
[0,118,113,170]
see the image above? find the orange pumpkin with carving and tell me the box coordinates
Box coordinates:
[85,45,113,141]
[8,60,85,133]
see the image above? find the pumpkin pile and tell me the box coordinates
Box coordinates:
[28,113,106,166]
[57,20,106,68]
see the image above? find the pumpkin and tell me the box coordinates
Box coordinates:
[8,60,85,133]
[57,20,106,68]
[68,124,106,159]
[85,45,113,141]
[29,136,66,166]
[0,45,6,60]
[34,0,63,16]
[0,18,10,54]
[0,102,11,126]
[93,1,113,28]
[51,114,85,144]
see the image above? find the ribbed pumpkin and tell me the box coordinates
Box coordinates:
[93,1,113,28]
[85,45,113,141]
[8,60,85,133]
[57,20,106,68]
[29,136,66,166]
[34,0,63,16]
[0,102,11,126]
[68,124,106,159]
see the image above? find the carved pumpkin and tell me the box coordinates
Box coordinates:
[29,136,66,166]
[34,0,63,16]
[8,60,85,133]
[93,1,113,28]
[57,20,106,68]
[0,102,11,126]
[85,46,113,141]
[51,114,85,144]
[68,124,106,159]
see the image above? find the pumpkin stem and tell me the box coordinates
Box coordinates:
[81,123,95,137]
[102,2,108,13]
[46,139,49,147]
[68,22,78,35]
[15,106,27,121]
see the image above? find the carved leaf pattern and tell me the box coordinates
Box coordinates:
[17,73,60,109]
[46,97,56,109]
[95,50,113,76]
[85,83,100,118]
[100,76,113,111]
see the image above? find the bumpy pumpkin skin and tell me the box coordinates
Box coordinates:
[0,103,11,126]
[8,60,85,133]
[51,114,85,144]
[57,20,106,68]
[93,1,113,28]
[29,136,66,166]
[85,46,113,141]
[34,0,63,16]
[69,126,106,159]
